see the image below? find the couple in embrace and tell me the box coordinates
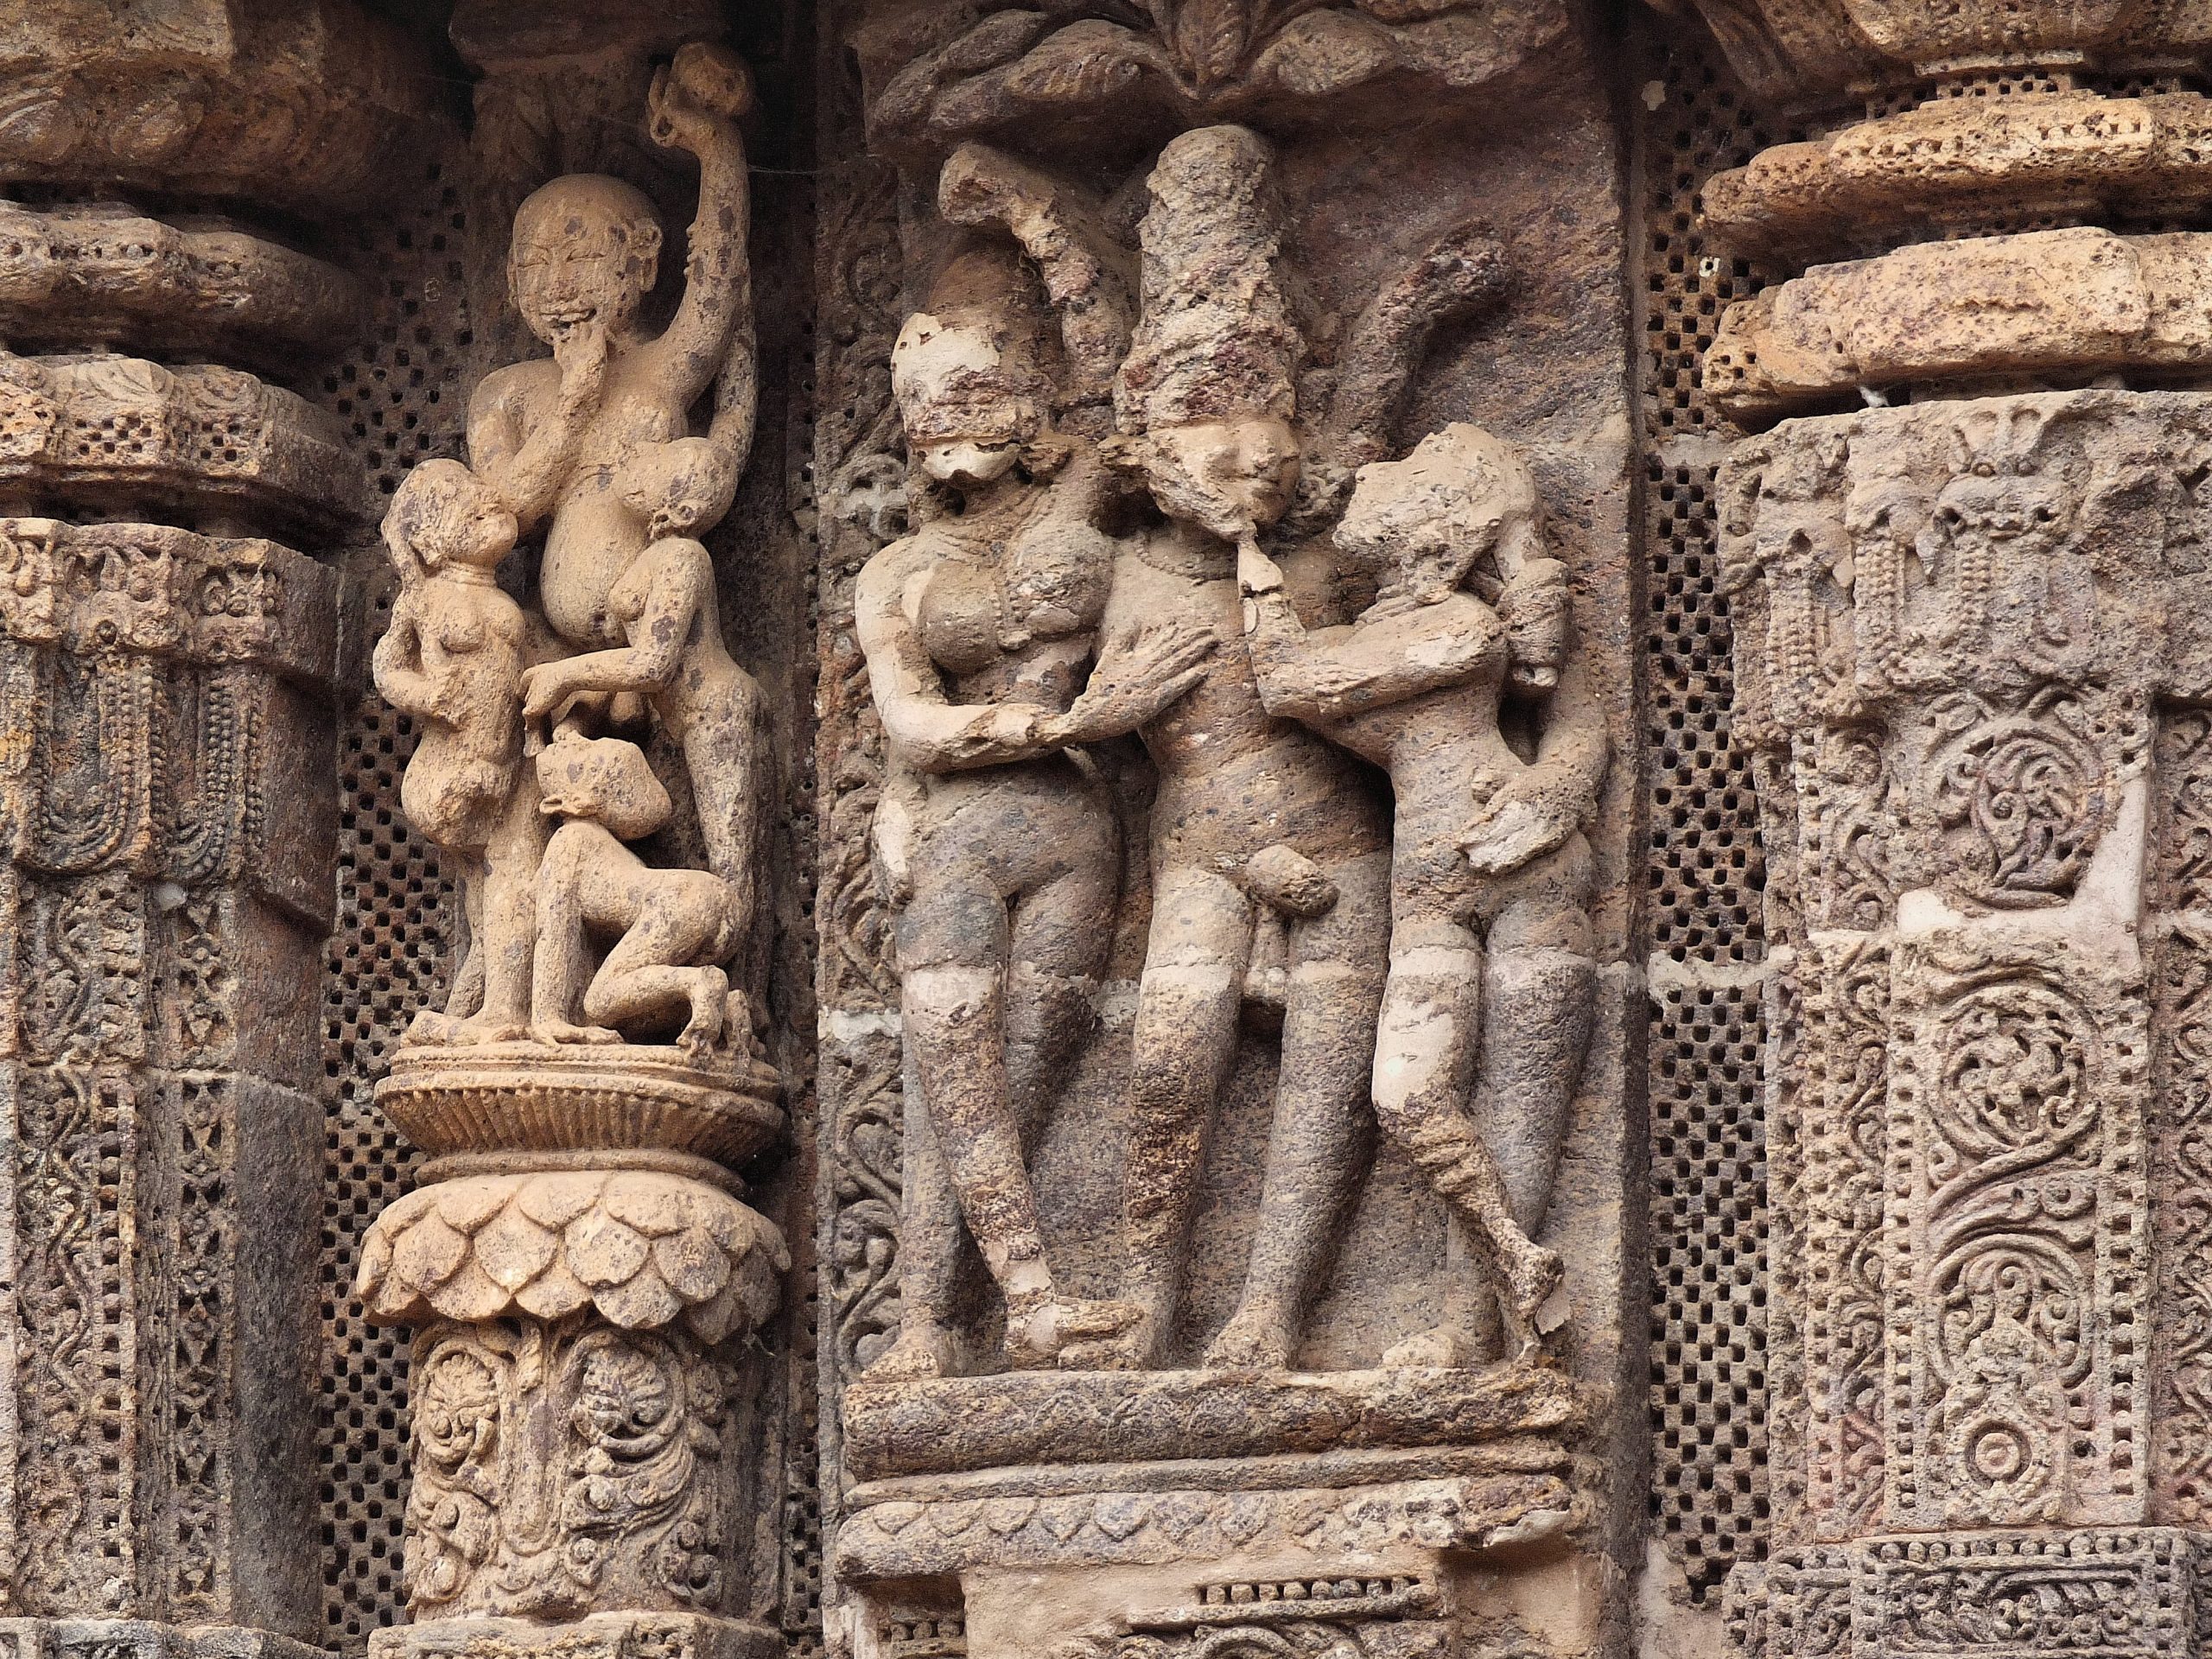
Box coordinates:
[857,125,1605,1383]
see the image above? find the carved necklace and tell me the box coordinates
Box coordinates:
[1135,530,1236,582]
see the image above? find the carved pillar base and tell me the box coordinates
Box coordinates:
[833,1368,1598,1658]
[357,1057,788,1644]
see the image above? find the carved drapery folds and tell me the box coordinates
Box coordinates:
[815,5,1636,1656]
[353,38,790,1659]
[1659,1,2212,1654]
[0,3,445,1653]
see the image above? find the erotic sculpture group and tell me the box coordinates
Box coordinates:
[373,60,1605,1381]
[374,42,767,1066]
[854,124,1607,1380]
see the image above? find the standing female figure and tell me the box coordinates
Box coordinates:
[855,249,1199,1376]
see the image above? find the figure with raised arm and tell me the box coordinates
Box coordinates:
[1240,423,1606,1359]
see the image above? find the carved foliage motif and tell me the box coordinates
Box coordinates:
[1796,936,1889,1537]
[1862,1531,2193,1659]
[867,1,1571,144]
[406,1321,735,1621]
[1720,391,2203,1546]
[1888,949,2146,1529]
[2153,714,2212,1520]
[10,1062,137,1611]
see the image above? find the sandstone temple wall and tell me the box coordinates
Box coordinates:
[3,4,2202,1659]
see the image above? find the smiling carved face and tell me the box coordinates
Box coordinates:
[508,175,663,349]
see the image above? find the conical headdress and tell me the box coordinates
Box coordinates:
[1114,125,1300,435]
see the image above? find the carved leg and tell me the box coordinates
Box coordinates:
[868,1067,965,1381]
[531,820,618,1043]
[679,659,766,951]
[897,859,1066,1334]
[1365,910,1560,1364]
[467,778,545,1041]
[1479,842,1597,1243]
[1206,851,1389,1371]
[1111,864,1253,1369]
[583,868,736,1052]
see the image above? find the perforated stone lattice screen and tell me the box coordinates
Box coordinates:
[1634,26,1781,1605]
[314,155,469,1656]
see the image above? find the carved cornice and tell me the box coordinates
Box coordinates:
[862,1,1573,152]
[1702,92,2212,264]
[0,205,363,371]
[0,518,336,679]
[1647,0,2212,113]
[0,353,369,529]
[1709,229,2212,420]
[0,0,454,216]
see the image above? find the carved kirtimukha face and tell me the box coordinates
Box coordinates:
[1135,414,1300,543]
[509,175,664,349]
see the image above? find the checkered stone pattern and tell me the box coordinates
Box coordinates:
[309,153,468,1656]
[1634,20,1788,1604]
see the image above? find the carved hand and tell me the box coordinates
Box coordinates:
[1461,781,1579,876]
[649,43,753,153]
[1237,540,1286,597]
[519,660,582,724]
[1050,620,1217,743]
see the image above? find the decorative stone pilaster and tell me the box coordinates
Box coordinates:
[1653,1,2212,1652]
[0,3,446,1652]
[356,1057,791,1659]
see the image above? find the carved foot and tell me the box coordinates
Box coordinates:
[408,1008,529,1046]
[534,1019,622,1046]
[1003,1295,1146,1371]
[1381,1324,1480,1369]
[1073,1305,1163,1371]
[1501,1239,1566,1357]
[1202,1306,1294,1370]
[864,1319,960,1381]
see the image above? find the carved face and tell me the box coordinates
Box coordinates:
[915,438,1024,488]
[508,175,663,347]
[1335,423,1539,604]
[1135,416,1300,542]
[386,459,517,574]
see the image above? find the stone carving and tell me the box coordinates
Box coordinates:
[828,13,1634,1641]
[0,205,363,370]
[1239,422,1604,1361]
[372,41,765,1066]
[867,1,1573,145]
[355,42,790,1659]
[854,236,1141,1379]
[0,354,367,529]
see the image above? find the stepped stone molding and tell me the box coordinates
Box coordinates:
[0,205,363,371]
[1709,230,2212,419]
[0,353,367,528]
[0,0,450,216]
